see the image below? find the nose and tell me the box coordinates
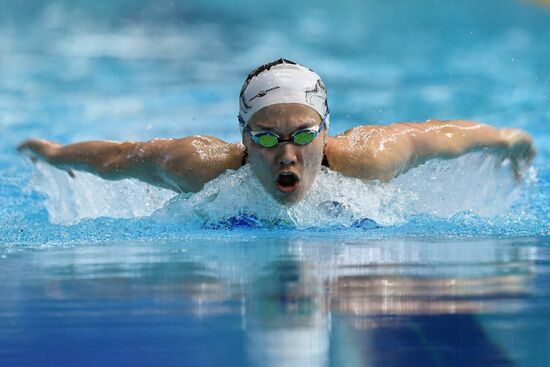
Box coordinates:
[277,143,298,167]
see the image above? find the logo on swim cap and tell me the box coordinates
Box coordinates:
[249,86,281,102]
[239,58,329,132]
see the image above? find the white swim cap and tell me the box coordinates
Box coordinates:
[239,59,329,132]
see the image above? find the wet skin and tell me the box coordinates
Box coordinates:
[244,104,326,204]
[17,106,535,204]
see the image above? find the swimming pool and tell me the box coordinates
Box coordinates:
[1,0,549,366]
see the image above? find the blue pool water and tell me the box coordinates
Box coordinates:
[1,0,549,366]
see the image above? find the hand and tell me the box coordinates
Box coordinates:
[17,138,60,160]
[498,129,536,180]
[17,139,75,178]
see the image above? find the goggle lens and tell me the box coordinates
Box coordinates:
[256,134,279,148]
[293,130,316,145]
[254,129,318,148]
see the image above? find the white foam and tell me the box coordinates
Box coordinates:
[30,161,176,225]
[29,151,529,227]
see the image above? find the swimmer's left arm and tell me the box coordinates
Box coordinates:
[325,120,536,181]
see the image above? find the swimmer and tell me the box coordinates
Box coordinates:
[18,58,536,204]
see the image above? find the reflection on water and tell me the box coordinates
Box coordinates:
[1,237,548,366]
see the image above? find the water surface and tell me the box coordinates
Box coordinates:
[1,0,549,366]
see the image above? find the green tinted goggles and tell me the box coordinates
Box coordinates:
[240,112,328,148]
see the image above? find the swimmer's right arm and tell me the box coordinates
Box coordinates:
[17,137,245,192]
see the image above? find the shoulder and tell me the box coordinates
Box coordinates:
[326,123,409,157]
[325,123,417,181]
[147,136,243,164]
[149,136,245,186]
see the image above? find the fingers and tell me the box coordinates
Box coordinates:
[496,128,536,182]
[18,139,76,178]
[510,145,535,182]
[17,138,43,153]
[501,129,536,160]
[526,144,537,165]
[16,140,34,153]
[17,139,41,163]
[510,158,523,182]
[17,139,60,161]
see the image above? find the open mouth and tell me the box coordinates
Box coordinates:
[276,172,300,193]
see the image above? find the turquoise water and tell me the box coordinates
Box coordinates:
[1,0,549,366]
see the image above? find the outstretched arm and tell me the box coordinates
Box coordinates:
[17,136,245,192]
[325,120,536,181]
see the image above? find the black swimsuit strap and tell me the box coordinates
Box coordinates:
[241,149,330,169]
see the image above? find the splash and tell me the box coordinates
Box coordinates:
[29,161,176,225]
[155,164,403,227]
[28,151,531,227]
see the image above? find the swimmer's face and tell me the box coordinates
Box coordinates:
[244,103,326,204]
